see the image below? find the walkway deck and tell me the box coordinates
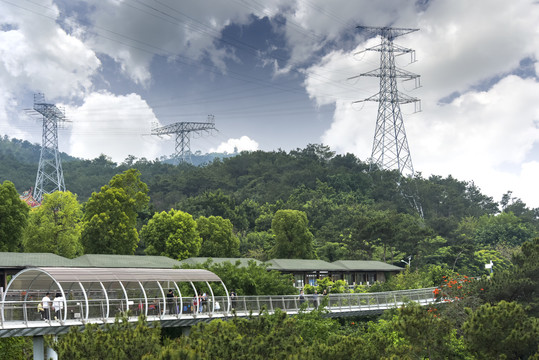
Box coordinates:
[1,288,436,338]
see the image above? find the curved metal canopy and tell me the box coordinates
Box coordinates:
[8,267,221,288]
[2,267,230,326]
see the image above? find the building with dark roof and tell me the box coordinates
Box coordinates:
[178,257,262,267]
[0,253,404,291]
[268,259,404,287]
[73,254,183,268]
[332,260,405,285]
[0,252,76,289]
[0,252,182,289]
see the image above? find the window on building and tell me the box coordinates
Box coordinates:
[294,274,304,288]
[306,273,317,286]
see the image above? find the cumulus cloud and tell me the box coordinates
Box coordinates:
[415,76,539,200]
[66,91,163,162]
[0,1,100,99]
[279,0,418,68]
[0,0,100,143]
[2,0,539,210]
[210,136,259,153]
[81,0,287,84]
[304,0,539,206]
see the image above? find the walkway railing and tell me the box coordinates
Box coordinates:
[1,288,436,337]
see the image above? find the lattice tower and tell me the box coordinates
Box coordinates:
[152,115,216,163]
[350,26,421,176]
[32,93,67,203]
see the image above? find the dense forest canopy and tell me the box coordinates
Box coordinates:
[1,136,538,273]
[1,136,539,359]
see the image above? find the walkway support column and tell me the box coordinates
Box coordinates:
[33,336,44,360]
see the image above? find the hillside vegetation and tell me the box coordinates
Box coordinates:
[2,136,538,272]
[1,136,539,359]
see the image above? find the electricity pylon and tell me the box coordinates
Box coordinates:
[152,115,216,163]
[350,26,421,176]
[31,93,67,203]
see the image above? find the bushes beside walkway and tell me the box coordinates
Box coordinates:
[49,300,538,360]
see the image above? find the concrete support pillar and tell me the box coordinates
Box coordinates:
[33,336,44,360]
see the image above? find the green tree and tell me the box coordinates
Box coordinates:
[140,209,201,260]
[0,180,29,252]
[473,249,512,275]
[177,190,241,227]
[317,242,349,262]
[53,316,161,360]
[271,209,315,259]
[182,259,296,296]
[238,231,274,260]
[414,174,498,223]
[108,168,150,212]
[500,191,538,224]
[476,211,537,247]
[81,170,149,255]
[415,236,452,268]
[22,191,83,258]
[177,310,309,359]
[197,216,240,257]
[347,206,428,263]
[0,337,32,360]
[475,238,539,315]
[369,267,433,292]
[81,187,138,254]
[463,301,539,359]
[394,302,468,360]
[448,216,481,273]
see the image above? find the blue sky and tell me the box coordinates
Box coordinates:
[1,0,539,208]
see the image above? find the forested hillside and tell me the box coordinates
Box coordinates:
[2,136,539,359]
[2,136,538,276]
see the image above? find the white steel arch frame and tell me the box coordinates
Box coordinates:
[1,267,228,325]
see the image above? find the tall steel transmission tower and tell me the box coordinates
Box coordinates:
[31,93,67,202]
[151,115,216,163]
[350,26,421,176]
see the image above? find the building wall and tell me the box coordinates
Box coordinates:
[289,270,400,288]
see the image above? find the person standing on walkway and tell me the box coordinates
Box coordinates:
[166,289,176,314]
[53,292,64,320]
[201,291,208,312]
[230,291,236,310]
[41,292,51,320]
[313,290,319,309]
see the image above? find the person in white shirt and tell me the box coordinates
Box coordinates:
[41,292,51,320]
[53,293,64,320]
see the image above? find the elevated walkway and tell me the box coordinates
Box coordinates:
[1,266,436,359]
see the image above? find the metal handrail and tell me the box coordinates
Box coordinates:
[0,288,436,329]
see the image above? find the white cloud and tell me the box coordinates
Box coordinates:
[82,0,287,84]
[412,0,539,100]
[414,76,539,202]
[0,1,100,99]
[0,0,101,144]
[280,0,418,68]
[2,0,539,210]
[210,136,259,153]
[66,91,163,162]
[304,0,539,207]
